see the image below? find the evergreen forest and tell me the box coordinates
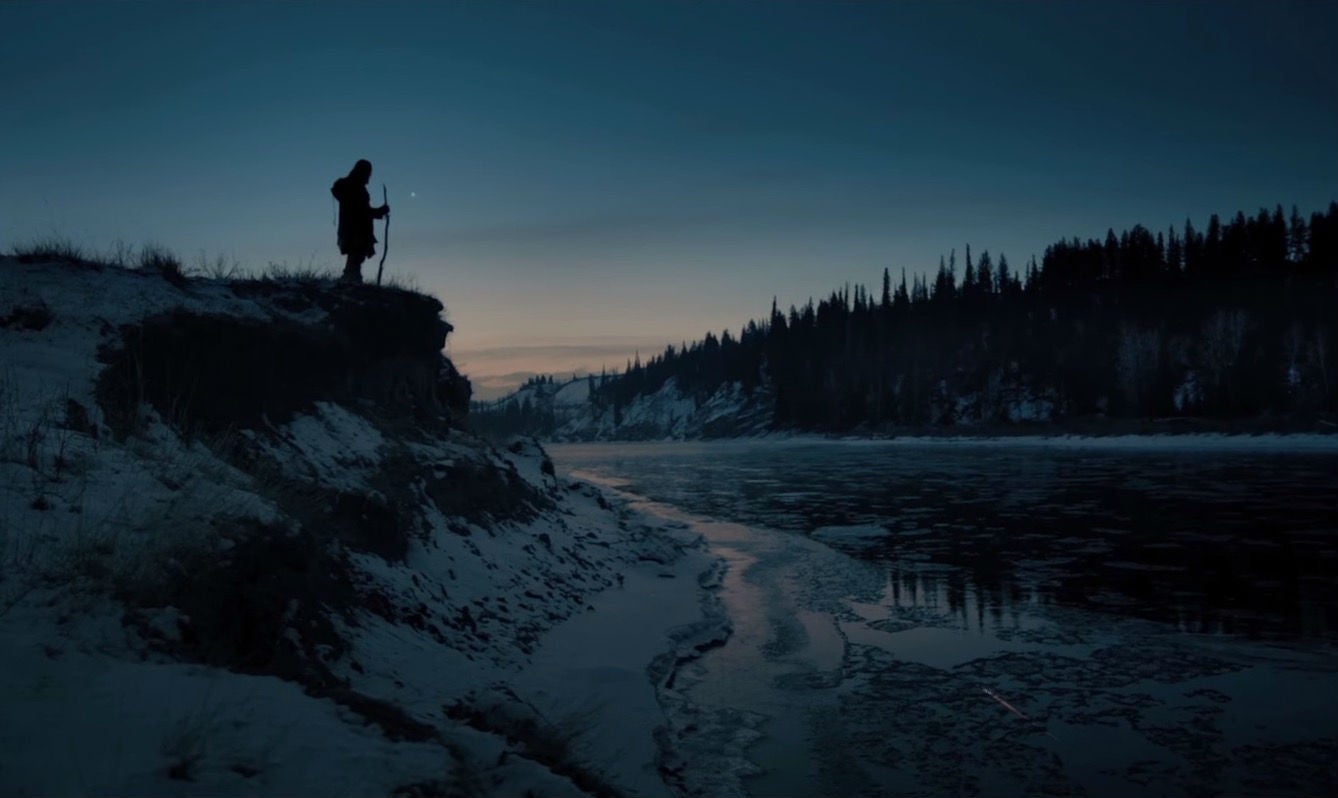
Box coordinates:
[485,203,1338,436]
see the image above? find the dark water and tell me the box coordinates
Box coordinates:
[552,438,1338,798]
[556,438,1338,641]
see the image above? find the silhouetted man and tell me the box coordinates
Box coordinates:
[331,159,389,283]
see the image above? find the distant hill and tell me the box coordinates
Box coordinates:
[473,374,774,441]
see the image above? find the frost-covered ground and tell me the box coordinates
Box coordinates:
[0,257,725,797]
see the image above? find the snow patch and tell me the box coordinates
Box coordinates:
[259,401,386,489]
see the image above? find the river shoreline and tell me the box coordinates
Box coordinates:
[550,440,1338,797]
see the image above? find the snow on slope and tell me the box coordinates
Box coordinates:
[555,378,774,441]
[0,257,726,797]
[553,377,591,407]
[488,378,590,413]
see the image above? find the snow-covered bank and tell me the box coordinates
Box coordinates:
[565,473,742,798]
[477,364,1336,447]
[507,519,727,798]
[0,256,722,797]
[557,379,773,441]
[473,377,774,442]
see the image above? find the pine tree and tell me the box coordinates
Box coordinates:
[977,250,994,294]
[770,297,786,335]
[1166,226,1182,274]
[1104,228,1120,280]
[1288,205,1309,264]
[1267,205,1288,268]
[933,253,957,301]
[1206,214,1223,272]
[1183,218,1200,276]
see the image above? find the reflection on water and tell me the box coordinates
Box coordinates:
[553,439,1338,640]
[553,440,1338,797]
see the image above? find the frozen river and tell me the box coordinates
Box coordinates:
[550,438,1338,798]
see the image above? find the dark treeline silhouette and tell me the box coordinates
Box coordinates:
[590,203,1338,432]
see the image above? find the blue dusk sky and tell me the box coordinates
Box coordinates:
[2,1,1335,397]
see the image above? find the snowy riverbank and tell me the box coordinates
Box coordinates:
[0,256,725,797]
[0,479,726,797]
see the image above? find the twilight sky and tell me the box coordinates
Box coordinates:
[3,1,1335,398]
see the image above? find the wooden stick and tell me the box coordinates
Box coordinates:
[376,183,389,285]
